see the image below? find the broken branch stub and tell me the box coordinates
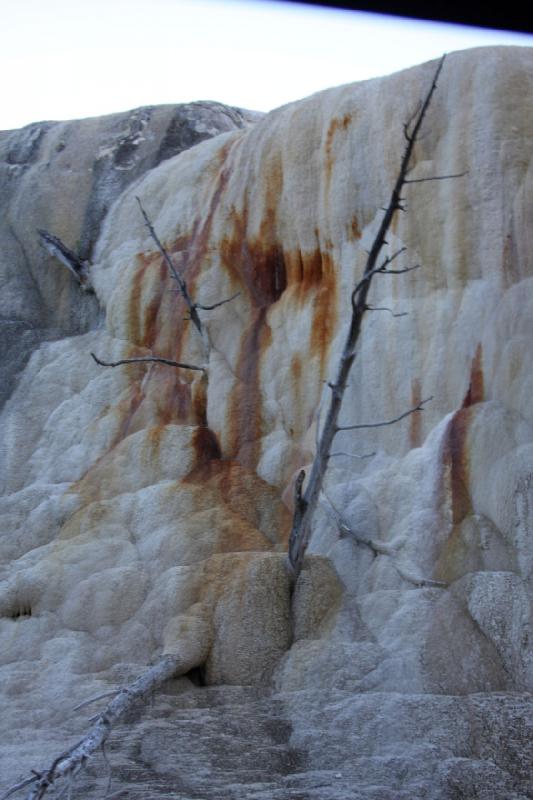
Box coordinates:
[37,230,92,292]
[287,55,453,581]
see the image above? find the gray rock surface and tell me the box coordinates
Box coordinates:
[0,102,258,407]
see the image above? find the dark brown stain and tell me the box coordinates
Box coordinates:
[442,407,473,526]
[409,378,422,448]
[462,343,484,409]
[192,426,222,465]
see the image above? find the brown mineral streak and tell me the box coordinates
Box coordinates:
[437,344,485,532]
[462,343,484,408]
[227,308,273,466]
[348,214,361,241]
[442,407,473,526]
[309,249,337,372]
[184,458,290,551]
[324,112,353,187]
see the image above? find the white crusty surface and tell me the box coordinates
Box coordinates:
[1,47,532,798]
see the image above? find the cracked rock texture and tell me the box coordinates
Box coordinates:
[1,48,533,798]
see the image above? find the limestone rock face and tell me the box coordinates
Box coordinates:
[1,47,533,798]
[0,101,258,407]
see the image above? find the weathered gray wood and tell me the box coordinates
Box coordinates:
[288,56,449,580]
[37,230,92,292]
[3,651,203,800]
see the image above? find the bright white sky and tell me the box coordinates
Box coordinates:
[2,0,532,130]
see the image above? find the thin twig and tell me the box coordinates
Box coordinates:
[379,264,420,275]
[404,171,467,184]
[90,353,205,372]
[393,562,448,588]
[336,397,432,432]
[72,691,118,713]
[194,291,240,311]
[379,246,406,270]
[366,306,408,318]
[329,451,376,459]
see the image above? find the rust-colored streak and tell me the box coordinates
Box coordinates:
[348,214,361,241]
[309,250,338,373]
[184,458,291,550]
[110,381,145,448]
[227,308,272,468]
[192,425,222,465]
[127,258,150,346]
[325,112,353,189]
[442,408,473,525]
[409,378,422,448]
[462,343,484,408]
[220,205,287,309]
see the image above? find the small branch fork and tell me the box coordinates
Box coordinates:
[288,55,464,580]
[1,652,203,800]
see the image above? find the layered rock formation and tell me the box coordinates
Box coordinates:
[1,47,532,798]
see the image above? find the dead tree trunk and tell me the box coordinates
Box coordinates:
[288,55,462,580]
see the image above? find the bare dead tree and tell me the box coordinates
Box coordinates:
[91,197,238,372]
[287,55,464,580]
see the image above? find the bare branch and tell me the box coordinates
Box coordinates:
[379,246,406,270]
[72,691,118,713]
[90,352,205,372]
[320,491,393,556]
[404,171,467,184]
[365,306,408,318]
[378,264,420,275]
[329,451,376,459]
[194,291,240,311]
[336,397,432,432]
[392,563,448,588]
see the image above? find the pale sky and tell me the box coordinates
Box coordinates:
[1,0,532,130]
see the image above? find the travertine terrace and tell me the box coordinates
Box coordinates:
[1,48,532,798]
